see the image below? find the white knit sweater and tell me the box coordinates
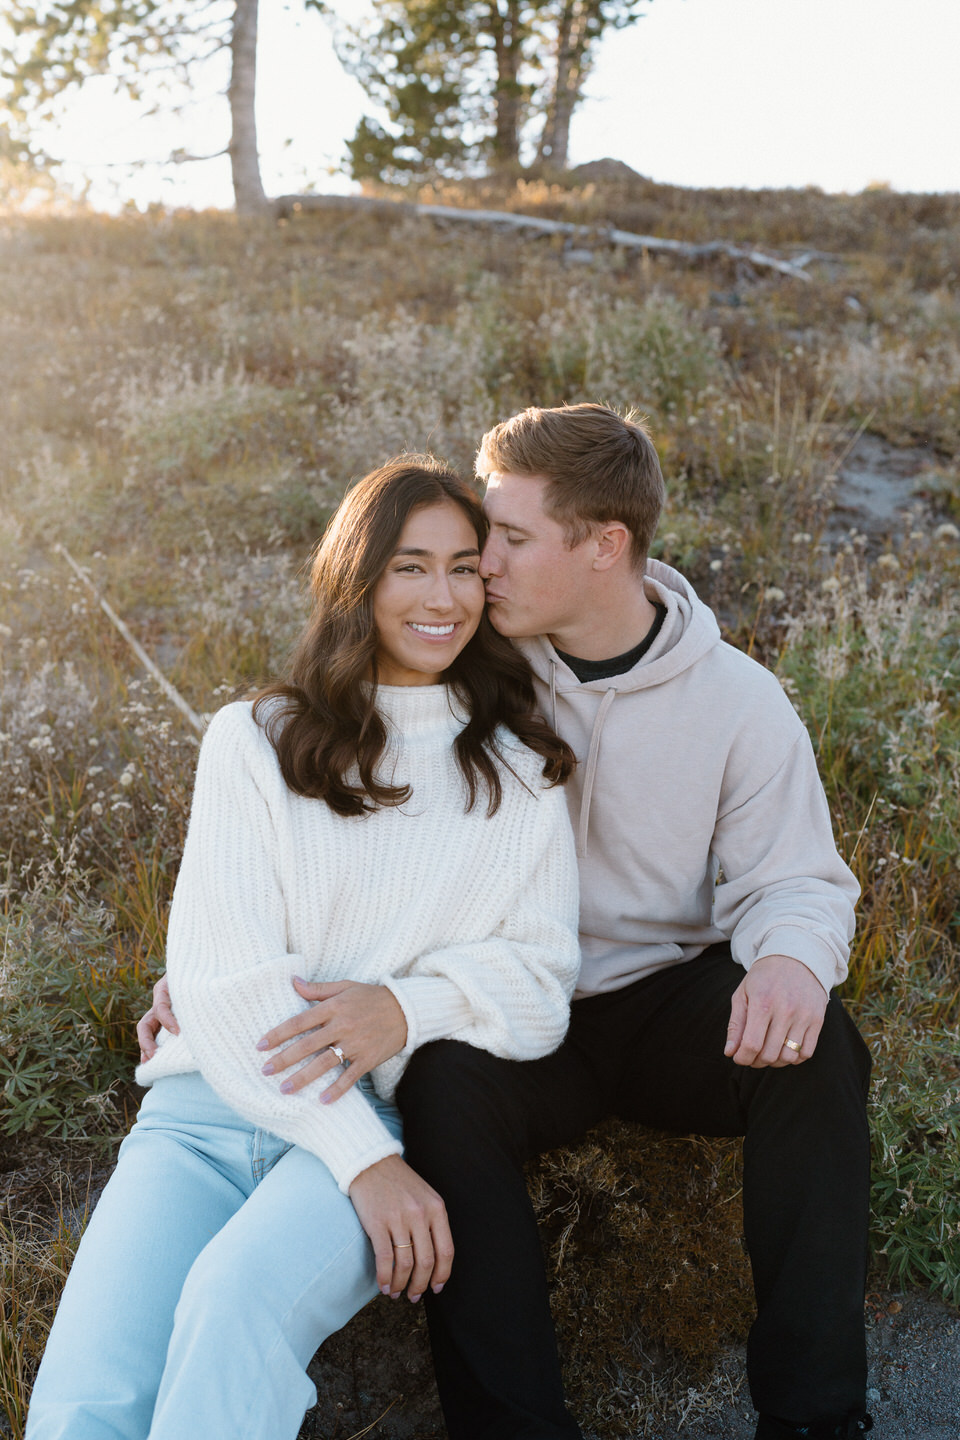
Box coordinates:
[136,688,580,1192]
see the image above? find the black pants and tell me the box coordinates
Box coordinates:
[397,945,872,1440]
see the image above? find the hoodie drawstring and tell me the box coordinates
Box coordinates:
[577,687,618,858]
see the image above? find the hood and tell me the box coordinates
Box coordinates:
[515,559,722,857]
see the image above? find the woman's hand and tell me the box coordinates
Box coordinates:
[137,974,180,1062]
[257,979,408,1102]
[348,1154,453,1302]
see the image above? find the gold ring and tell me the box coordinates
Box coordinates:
[393,1242,414,1249]
[783,1039,801,1053]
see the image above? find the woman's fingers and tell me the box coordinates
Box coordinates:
[348,1156,453,1300]
[261,1029,330,1075]
[367,1221,397,1294]
[284,1049,360,1097]
[257,1005,325,1053]
[388,1238,418,1298]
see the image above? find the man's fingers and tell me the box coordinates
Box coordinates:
[801,1009,824,1057]
[723,986,748,1059]
[136,1008,160,1061]
[150,974,180,1035]
[154,996,179,1035]
[729,997,770,1066]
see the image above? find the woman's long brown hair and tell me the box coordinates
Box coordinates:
[253,457,575,817]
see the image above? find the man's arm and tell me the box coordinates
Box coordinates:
[712,715,857,1068]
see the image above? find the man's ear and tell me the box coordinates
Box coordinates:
[592,522,632,571]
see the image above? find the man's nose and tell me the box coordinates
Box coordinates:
[479,540,500,578]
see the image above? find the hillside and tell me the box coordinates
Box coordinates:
[1,178,959,1438]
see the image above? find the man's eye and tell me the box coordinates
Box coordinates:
[505,536,525,547]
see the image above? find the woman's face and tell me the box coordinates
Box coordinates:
[372,501,486,686]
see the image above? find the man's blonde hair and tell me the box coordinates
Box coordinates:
[476,402,665,569]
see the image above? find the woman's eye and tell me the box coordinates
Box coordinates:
[453,564,479,574]
[505,536,525,547]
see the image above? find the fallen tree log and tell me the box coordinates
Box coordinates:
[272,192,816,282]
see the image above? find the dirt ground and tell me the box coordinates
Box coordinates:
[297,1284,960,1440]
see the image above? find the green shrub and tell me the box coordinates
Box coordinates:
[864,1003,960,1304]
[0,894,150,1139]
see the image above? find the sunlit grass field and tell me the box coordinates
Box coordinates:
[2,178,959,1436]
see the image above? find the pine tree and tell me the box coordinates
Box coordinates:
[337,0,650,185]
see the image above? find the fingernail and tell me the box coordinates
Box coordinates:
[390,1291,401,1300]
[279,1080,293,1094]
[255,1040,269,1051]
[320,1092,332,1104]
[431,1283,444,1295]
[409,1294,421,1303]
[261,1063,275,1075]
[293,975,306,984]
[380,1285,391,1296]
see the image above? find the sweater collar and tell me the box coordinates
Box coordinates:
[373,683,466,735]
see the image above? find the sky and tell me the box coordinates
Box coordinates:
[13,0,960,210]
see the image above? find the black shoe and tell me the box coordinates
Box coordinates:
[755,1414,873,1440]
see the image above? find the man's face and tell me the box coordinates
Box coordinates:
[480,472,591,641]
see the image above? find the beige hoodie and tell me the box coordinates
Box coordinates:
[518,559,859,1000]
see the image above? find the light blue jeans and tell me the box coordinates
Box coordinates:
[26,1071,403,1440]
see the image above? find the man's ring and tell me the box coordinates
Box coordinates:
[393,1241,414,1249]
[330,1045,347,1065]
[783,1038,801,1053]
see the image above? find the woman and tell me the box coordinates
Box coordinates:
[26,458,580,1440]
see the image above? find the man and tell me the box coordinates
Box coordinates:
[394,403,871,1440]
[142,402,871,1440]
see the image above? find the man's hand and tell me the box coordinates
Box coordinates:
[348,1154,453,1302]
[724,954,828,1069]
[257,979,408,1103]
[136,973,179,1063]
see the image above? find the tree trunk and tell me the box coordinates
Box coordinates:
[229,0,268,214]
[488,0,523,169]
[538,0,596,171]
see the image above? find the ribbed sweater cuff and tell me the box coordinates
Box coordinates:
[750,927,844,994]
[383,975,473,1053]
[332,1135,405,1195]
